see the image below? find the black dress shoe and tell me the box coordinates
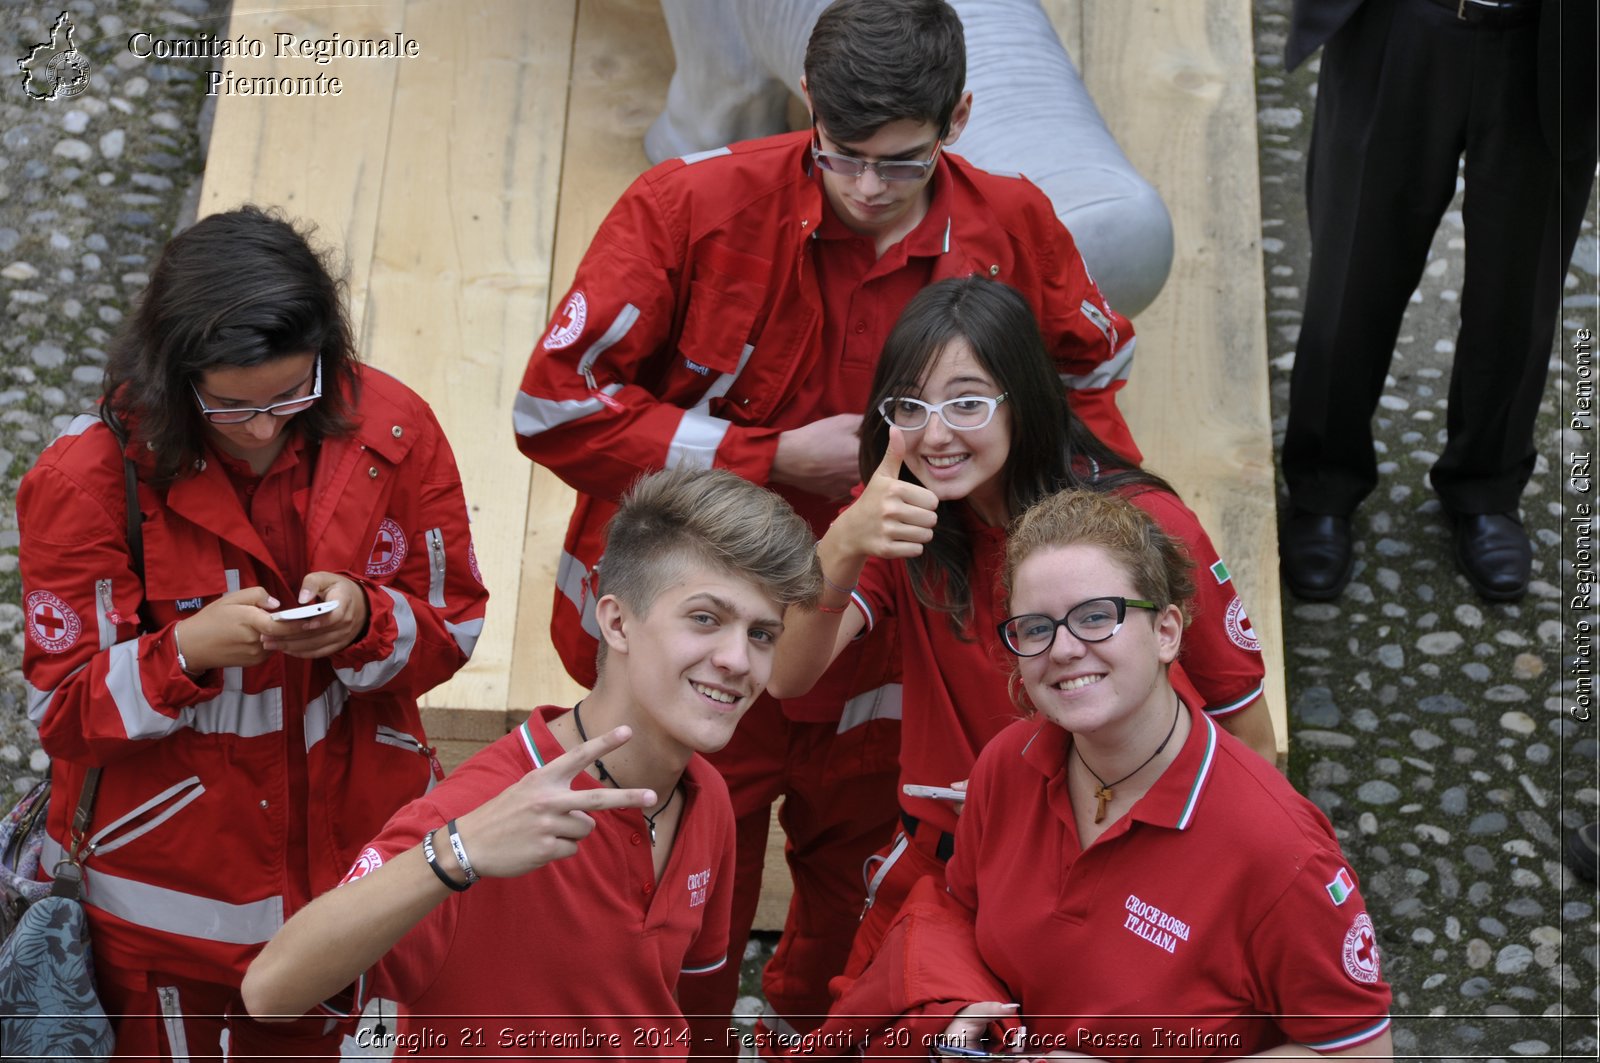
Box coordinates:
[1281,511,1354,600]
[1452,513,1531,602]
[1567,822,1599,885]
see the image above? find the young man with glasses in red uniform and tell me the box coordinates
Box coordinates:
[513,1,1141,1049]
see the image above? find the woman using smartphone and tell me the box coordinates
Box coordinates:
[17,207,488,1058]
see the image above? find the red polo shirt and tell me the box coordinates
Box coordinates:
[943,701,1392,1058]
[850,489,1266,839]
[345,707,735,1058]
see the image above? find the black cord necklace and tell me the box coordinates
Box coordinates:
[1074,695,1182,824]
[572,702,679,845]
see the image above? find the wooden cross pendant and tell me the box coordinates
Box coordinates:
[1093,785,1114,823]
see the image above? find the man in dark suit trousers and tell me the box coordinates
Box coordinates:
[1278,0,1597,601]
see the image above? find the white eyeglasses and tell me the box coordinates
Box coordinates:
[877,393,1009,432]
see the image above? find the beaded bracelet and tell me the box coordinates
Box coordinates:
[445,819,480,885]
[422,828,470,892]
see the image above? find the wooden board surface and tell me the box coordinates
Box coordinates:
[198,0,406,337]
[200,0,583,728]
[1066,0,1289,754]
[507,0,674,715]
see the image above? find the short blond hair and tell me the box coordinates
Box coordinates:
[595,468,821,672]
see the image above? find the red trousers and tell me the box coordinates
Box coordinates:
[96,966,349,1061]
[841,825,951,981]
[682,695,900,1059]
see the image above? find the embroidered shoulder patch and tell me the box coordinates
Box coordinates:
[1341,912,1381,984]
[367,517,408,577]
[26,590,82,654]
[340,846,385,885]
[544,291,588,351]
[1224,597,1260,652]
[1326,866,1355,905]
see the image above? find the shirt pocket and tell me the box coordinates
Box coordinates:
[139,517,227,613]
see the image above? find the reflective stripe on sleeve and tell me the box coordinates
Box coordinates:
[26,678,58,725]
[513,386,625,438]
[666,408,731,470]
[43,835,284,944]
[106,639,180,740]
[556,551,602,638]
[1060,337,1135,392]
[334,588,416,691]
[835,683,903,735]
[446,617,483,658]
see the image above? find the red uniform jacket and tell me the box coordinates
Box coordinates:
[514,131,1136,688]
[18,367,488,986]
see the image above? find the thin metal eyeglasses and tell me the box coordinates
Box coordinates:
[998,596,1158,657]
[878,393,1009,432]
[810,125,943,182]
[190,355,322,425]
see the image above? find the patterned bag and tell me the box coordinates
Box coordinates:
[0,778,52,941]
[0,887,114,1058]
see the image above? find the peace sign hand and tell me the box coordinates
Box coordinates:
[449,725,656,879]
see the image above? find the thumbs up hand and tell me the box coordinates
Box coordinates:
[824,427,940,565]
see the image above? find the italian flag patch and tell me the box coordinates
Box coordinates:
[1211,559,1231,584]
[1326,867,1355,905]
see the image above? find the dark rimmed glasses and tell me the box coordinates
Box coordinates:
[878,393,1008,432]
[811,125,943,183]
[191,355,322,425]
[997,596,1158,657]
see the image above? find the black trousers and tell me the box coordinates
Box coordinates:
[1283,0,1595,517]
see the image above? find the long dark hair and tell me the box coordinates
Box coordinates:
[100,206,359,483]
[859,276,1173,632]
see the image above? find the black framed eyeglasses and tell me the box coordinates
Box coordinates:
[997,596,1158,657]
[878,394,1008,432]
[191,355,322,425]
[810,125,943,183]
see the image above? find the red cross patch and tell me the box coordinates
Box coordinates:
[1341,912,1381,984]
[1224,596,1261,652]
[366,518,408,577]
[26,590,82,654]
[340,846,385,885]
[544,290,588,351]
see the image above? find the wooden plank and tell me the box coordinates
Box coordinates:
[1068,0,1288,757]
[507,0,675,714]
[197,0,406,339]
[363,0,578,725]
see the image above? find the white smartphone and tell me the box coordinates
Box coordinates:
[268,600,338,621]
[902,784,966,802]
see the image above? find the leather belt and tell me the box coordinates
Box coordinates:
[1421,0,1541,25]
[900,811,956,862]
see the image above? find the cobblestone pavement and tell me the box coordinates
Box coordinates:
[1,1,1596,1059]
